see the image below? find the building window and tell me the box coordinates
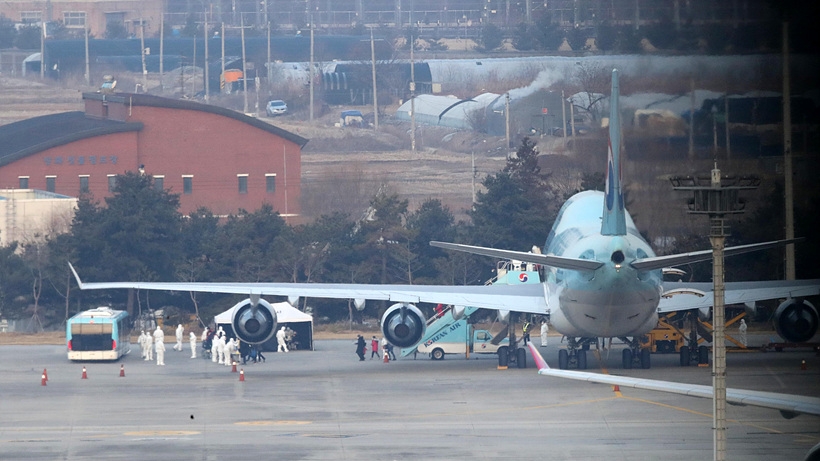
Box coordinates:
[79,175,89,193]
[108,175,117,192]
[153,175,164,191]
[237,174,248,194]
[63,11,86,28]
[265,174,276,193]
[182,176,193,195]
[46,176,56,192]
[20,11,42,23]
[18,176,29,189]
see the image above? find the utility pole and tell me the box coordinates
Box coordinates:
[670,168,759,461]
[370,27,378,130]
[241,15,248,113]
[505,92,510,150]
[40,17,44,79]
[561,90,567,139]
[266,21,271,95]
[160,13,164,90]
[204,11,209,102]
[309,16,314,123]
[221,22,225,94]
[140,19,147,90]
[410,30,416,151]
[688,77,695,159]
[471,152,476,203]
[782,20,795,280]
[84,22,89,86]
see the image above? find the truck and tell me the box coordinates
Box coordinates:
[415,319,507,360]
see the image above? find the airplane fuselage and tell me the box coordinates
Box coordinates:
[543,191,662,338]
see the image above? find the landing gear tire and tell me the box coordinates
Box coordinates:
[516,347,527,369]
[622,348,633,369]
[680,346,690,366]
[497,346,509,367]
[698,345,709,365]
[431,348,445,361]
[558,349,569,370]
[577,350,587,370]
[640,348,651,369]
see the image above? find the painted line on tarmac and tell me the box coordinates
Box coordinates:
[235,420,311,426]
[123,430,199,436]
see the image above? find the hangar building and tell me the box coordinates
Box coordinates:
[0,92,307,221]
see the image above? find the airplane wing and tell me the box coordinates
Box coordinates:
[68,263,550,314]
[658,279,820,313]
[630,238,802,272]
[526,343,820,417]
[429,241,604,271]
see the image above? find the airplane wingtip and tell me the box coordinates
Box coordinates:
[527,342,550,372]
[67,262,83,289]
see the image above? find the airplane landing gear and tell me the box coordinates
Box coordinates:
[619,336,651,369]
[556,337,595,370]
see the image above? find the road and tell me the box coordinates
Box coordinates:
[0,337,817,460]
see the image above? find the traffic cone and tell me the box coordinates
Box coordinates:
[613,385,620,393]
[802,360,807,370]
[383,350,389,363]
[239,369,245,382]
[81,366,88,379]
[41,373,47,386]
[232,361,237,373]
[43,368,48,382]
[119,365,125,377]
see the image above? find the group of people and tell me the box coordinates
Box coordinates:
[355,335,396,361]
[201,327,268,365]
[137,324,199,365]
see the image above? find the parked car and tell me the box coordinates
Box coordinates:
[340,110,364,127]
[266,100,288,116]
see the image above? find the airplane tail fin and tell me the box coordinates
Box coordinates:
[602,69,627,236]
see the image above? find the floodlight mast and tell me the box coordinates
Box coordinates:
[670,166,759,461]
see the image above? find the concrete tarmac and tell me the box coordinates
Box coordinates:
[1,337,818,460]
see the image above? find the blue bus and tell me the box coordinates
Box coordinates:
[67,307,131,361]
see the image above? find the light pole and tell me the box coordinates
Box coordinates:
[670,167,759,461]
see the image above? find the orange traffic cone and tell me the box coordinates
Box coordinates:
[41,373,47,386]
[239,369,245,382]
[613,385,620,393]
[119,365,125,377]
[232,361,237,373]
[802,360,807,370]
[383,350,389,363]
[43,368,48,382]
[81,366,88,379]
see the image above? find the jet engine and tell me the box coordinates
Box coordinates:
[231,298,278,344]
[773,299,819,343]
[381,303,426,348]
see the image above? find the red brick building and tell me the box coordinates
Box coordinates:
[0,93,307,220]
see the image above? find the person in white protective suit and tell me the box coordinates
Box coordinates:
[540,320,549,347]
[138,331,147,359]
[189,332,197,358]
[145,332,154,361]
[224,338,235,366]
[276,326,289,353]
[155,337,166,365]
[216,334,226,365]
[211,332,220,363]
[174,324,184,351]
[738,318,748,347]
[153,325,165,344]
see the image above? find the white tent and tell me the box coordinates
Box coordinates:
[214,299,313,351]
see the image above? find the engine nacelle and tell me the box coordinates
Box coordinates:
[381,303,426,348]
[774,299,819,343]
[231,298,278,345]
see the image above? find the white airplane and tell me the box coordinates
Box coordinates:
[68,69,820,370]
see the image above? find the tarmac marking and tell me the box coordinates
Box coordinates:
[235,420,311,426]
[123,430,199,436]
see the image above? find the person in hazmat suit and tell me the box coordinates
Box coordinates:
[155,337,166,365]
[189,331,197,358]
[174,324,184,351]
[540,320,549,347]
[276,326,289,353]
[211,331,220,363]
[738,318,748,347]
[224,338,236,366]
[145,332,154,361]
[138,331,147,359]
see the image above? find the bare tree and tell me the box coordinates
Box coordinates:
[573,61,611,121]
